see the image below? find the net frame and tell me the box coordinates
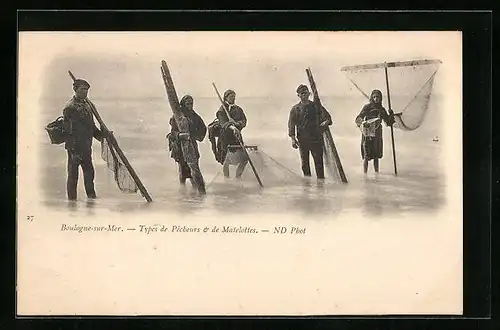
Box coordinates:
[341,59,442,131]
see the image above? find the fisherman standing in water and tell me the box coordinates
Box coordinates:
[62,79,104,200]
[288,84,332,179]
[215,89,248,179]
[355,89,394,175]
[167,95,207,194]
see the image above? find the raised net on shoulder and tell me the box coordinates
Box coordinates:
[101,137,138,193]
[341,59,442,131]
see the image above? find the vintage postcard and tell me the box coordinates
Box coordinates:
[17,31,463,315]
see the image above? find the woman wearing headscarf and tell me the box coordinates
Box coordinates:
[167,95,207,194]
[215,89,248,179]
[355,89,395,174]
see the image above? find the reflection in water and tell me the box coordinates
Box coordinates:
[42,167,445,218]
[67,200,78,213]
[361,178,384,217]
[85,199,97,216]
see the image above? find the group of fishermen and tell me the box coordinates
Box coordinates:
[60,79,395,200]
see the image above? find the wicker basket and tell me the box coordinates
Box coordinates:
[45,116,67,144]
[361,117,381,138]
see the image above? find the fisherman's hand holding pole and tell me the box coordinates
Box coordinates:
[178,132,191,141]
[99,127,114,142]
[230,125,241,141]
[387,108,396,126]
[319,120,330,128]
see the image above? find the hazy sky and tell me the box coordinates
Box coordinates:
[20,31,460,99]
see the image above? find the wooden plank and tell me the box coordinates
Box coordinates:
[384,66,398,176]
[341,59,442,72]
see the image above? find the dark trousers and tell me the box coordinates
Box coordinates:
[298,138,324,179]
[67,149,97,200]
[178,157,193,183]
[178,157,206,194]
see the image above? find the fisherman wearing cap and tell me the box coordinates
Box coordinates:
[62,79,103,200]
[215,89,248,179]
[288,84,332,179]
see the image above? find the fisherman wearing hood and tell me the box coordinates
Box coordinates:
[167,95,207,194]
[355,89,395,174]
[62,79,104,201]
[288,84,332,179]
[215,89,248,179]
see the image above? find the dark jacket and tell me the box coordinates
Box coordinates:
[216,103,247,131]
[288,100,332,142]
[355,102,393,127]
[216,103,247,150]
[355,102,393,160]
[63,96,102,152]
[167,109,207,162]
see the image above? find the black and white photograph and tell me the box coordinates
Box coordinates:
[17,30,463,315]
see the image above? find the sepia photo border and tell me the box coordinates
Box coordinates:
[8,9,493,329]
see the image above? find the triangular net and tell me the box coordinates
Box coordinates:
[341,59,441,131]
[323,131,343,182]
[101,137,138,193]
[209,146,303,188]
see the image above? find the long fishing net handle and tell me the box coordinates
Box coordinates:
[212,82,263,188]
[306,68,323,107]
[160,62,187,132]
[211,83,245,143]
[68,70,153,202]
[306,68,333,127]
[211,83,236,123]
[67,70,109,133]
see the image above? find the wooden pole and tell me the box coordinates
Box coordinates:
[160,61,208,193]
[211,82,264,188]
[68,70,153,202]
[384,65,398,176]
[160,61,186,130]
[305,68,348,183]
